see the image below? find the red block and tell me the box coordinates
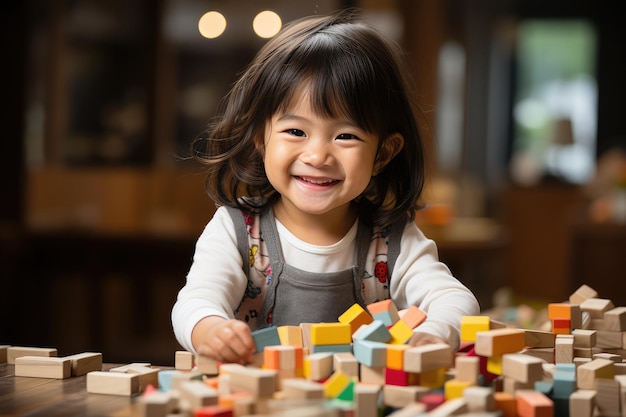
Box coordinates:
[195,405,233,417]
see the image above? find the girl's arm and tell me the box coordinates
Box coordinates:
[171,207,253,361]
[390,221,481,350]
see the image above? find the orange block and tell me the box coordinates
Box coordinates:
[400,305,427,329]
[494,391,517,417]
[516,389,553,417]
[338,304,374,334]
[548,303,574,320]
[474,328,525,357]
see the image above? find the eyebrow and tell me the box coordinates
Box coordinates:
[276,113,359,128]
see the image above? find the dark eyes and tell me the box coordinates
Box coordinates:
[283,129,360,141]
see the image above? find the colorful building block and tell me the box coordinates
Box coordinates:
[366,299,400,326]
[338,303,374,334]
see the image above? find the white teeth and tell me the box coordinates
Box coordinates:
[300,177,335,185]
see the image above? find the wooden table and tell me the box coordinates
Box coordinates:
[0,363,154,417]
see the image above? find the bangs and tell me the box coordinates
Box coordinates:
[269,27,395,135]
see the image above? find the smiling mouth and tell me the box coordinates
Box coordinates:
[296,176,339,186]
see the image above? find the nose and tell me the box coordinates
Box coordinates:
[300,137,334,167]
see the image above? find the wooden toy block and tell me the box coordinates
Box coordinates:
[382,384,429,408]
[14,356,71,379]
[552,318,571,334]
[474,328,525,357]
[0,345,9,363]
[277,325,304,346]
[172,369,204,392]
[303,352,334,381]
[154,369,178,391]
[264,345,298,370]
[552,363,577,399]
[137,390,177,416]
[175,350,195,371]
[63,352,102,376]
[386,344,410,371]
[580,297,615,319]
[486,355,502,376]
[524,329,556,348]
[299,323,314,352]
[576,358,615,389]
[593,352,622,363]
[359,364,385,385]
[333,352,359,379]
[338,303,374,334]
[385,402,427,417]
[501,353,543,384]
[428,397,468,417]
[555,334,574,363]
[568,389,596,417]
[572,329,597,348]
[196,354,219,375]
[385,367,410,386]
[194,404,234,417]
[604,306,626,331]
[516,389,553,417]
[596,329,624,349]
[403,342,453,373]
[455,355,480,383]
[418,367,446,389]
[463,385,495,412]
[388,319,414,345]
[569,284,598,305]
[460,315,491,343]
[222,364,277,398]
[520,347,555,363]
[494,391,518,417]
[110,364,160,390]
[352,339,387,368]
[310,323,352,346]
[252,326,281,353]
[311,344,352,354]
[87,371,140,395]
[7,346,57,364]
[280,378,324,400]
[354,383,381,417]
[418,392,446,411]
[548,303,582,329]
[323,370,351,398]
[399,305,427,329]
[351,319,391,343]
[367,299,400,326]
[444,378,472,400]
[108,362,151,372]
[595,377,621,417]
[179,380,219,410]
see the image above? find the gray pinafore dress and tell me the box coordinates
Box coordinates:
[226,205,404,330]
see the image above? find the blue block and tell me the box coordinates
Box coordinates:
[353,339,387,367]
[352,320,391,343]
[252,326,281,353]
[311,344,352,354]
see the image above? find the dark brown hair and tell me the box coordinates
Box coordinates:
[195,9,425,228]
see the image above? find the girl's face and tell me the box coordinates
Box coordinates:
[262,89,379,222]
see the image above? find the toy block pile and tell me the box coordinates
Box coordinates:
[6,284,626,416]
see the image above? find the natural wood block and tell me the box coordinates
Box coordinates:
[338,303,374,334]
[226,365,277,398]
[520,347,555,363]
[196,354,219,375]
[463,385,495,412]
[87,371,140,395]
[264,345,299,371]
[64,352,102,376]
[310,323,352,346]
[572,329,597,348]
[354,383,381,417]
[110,364,160,390]
[524,329,556,348]
[0,345,9,363]
[501,353,543,384]
[569,284,598,305]
[403,343,452,373]
[428,397,468,417]
[455,355,480,383]
[568,389,596,417]
[604,306,626,332]
[576,358,615,389]
[596,329,624,349]
[382,384,429,408]
[303,352,334,381]
[7,346,57,364]
[277,325,304,347]
[137,391,177,416]
[175,350,195,371]
[179,380,219,410]
[280,378,324,400]
[359,364,385,385]
[14,356,71,379]
[555,334,574,364]
[475,328,526,357]
[580,298,615,319]
[333,352,359,378]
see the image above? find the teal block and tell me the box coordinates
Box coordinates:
[157,369,180,392]
[353,339,387,367]
[352,320,391,343]
[252,326,281,353]
[311,343,352,354]
[372,311,395,326]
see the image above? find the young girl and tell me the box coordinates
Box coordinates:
[172,10,480,365]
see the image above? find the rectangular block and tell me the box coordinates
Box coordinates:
[303,352,334,381]
[399,305,427,329]
[15,356,71,379]
[515,389,553,417]
[338,303,374,334]
[501,353,543,384]
[604,307,626,331]
[7,346,57,364]
[87,371,140,395]
[404,343,453,373]
[474,328,525,357]
[352,319,391,343]
[310,323,352,346]
[175,350,195,371]
[64,352,102,376]
[366,299,400,326]
[460,316,491,343]
[277,325,304,347]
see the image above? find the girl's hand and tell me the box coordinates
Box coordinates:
[408,331,449,347]
[192,317,255,365]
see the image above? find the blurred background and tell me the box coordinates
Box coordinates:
[1,0,625,365]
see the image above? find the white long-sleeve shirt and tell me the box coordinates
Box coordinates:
[172,206,480,353]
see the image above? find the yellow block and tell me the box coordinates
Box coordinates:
[388,320,414,345]
[386,344,410,371]
[419,367,446,389]
[311,323,352,346]
[486,355,502,375]
[461,316,491,343]
[277,326,304,346]
[444,379,473,400]
[338,304,374,334]
[323,370,352,398]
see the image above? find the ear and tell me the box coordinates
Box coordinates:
[373,133,404,175]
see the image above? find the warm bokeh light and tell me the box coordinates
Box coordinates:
[253,10,282,38]
[198,11,227,39]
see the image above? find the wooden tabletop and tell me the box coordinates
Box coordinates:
[0,363,151,417]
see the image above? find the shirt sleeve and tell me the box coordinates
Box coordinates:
[171,206,248,353]
[389,221,481,350]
